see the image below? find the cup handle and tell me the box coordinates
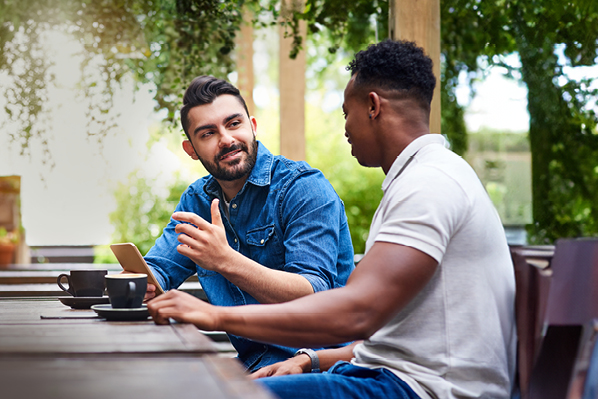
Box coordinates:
[57,274,75,296]
[125,281,136,308]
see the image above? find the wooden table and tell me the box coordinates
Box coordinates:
[0,298,274,399]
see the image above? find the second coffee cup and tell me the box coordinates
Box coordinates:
[57,269,107,297]
[105,274,147,309]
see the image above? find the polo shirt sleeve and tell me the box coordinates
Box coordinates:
[374,166,471,263]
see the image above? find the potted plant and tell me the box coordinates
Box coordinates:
[0,227,18,267]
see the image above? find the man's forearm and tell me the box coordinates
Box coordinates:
[213,286,373,347]
[290,342,360,374]
[218,250,314,303]
[316,342,360,371]
[212,243,438,347]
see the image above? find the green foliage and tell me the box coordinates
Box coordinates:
[437,0,598,243]
[466,131,532,226]
[0,226,19,245]
[507,0,598,243]
[3,0,598,245]
[468,129,530,153]
[109,170,188,256]
[0,0,241,153]
[260,0,386,59]
[304,91,384,254]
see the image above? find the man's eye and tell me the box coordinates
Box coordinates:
[202,131,214,138]
[230,120,241,127]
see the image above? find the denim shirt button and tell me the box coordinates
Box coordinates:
[232,203,237,209]
[234,238,238,243]
[260,239,264,244]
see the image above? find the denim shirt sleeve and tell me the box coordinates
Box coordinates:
[144,189,203,291]
[278,169,354,293]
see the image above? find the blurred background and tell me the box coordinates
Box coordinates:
[0,0,597,264]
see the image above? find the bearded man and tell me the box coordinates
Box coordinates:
[142,76,355,372]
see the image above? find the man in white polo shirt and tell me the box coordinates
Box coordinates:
[148,39,517,399]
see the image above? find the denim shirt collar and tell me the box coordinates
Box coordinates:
[203,141,273,198]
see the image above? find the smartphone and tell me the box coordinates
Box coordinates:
[110,243,165,296]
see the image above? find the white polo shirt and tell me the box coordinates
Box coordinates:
[352,134,517,399]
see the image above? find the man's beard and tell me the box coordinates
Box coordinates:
[198,137,258,181]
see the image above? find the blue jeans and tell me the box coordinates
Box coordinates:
[257,362,421,399]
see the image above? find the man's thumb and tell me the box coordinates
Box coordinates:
[211,199,223,227]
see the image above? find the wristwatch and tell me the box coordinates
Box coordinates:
[294,348,320,373]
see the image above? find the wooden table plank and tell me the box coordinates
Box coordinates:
[0,299,265,399]
[0,323,203,355]
[0,297,237,354]
[0,298,95,323]
[0,356,276,399]
[0,299,216,355]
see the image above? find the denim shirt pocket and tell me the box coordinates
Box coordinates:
[246,224,283,268]
[246,224,275,246]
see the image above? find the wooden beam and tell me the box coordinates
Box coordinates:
[389,0,441,134]
[279,0,306,161]
[235,8,255,116]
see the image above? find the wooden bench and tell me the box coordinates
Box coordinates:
[0,263,200,297]
[513,239,598,399]
[511,245,554,397]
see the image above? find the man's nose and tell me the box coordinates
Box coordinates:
[219,128,235,147]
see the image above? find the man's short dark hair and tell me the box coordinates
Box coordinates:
[180,76,250,139]
[347,39,436,111]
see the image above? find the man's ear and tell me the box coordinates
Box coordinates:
[182,140,199,160]
[368,91,381,120]
[249,116,258,137]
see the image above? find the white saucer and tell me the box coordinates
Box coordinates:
[91,304,150,321]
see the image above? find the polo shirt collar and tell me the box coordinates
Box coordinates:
[381,134,448,192]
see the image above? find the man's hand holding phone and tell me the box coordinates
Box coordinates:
[144,283,157,301]
[111,243,165,300]
[118,270,158,302]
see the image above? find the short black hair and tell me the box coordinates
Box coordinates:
[180,76,250,139]
[347,39,436,110]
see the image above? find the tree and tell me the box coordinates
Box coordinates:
[1,0,241,160]
[3,0,598,244]
[439,0,598,242]
[110,170,188,256]
[510,0,598,242]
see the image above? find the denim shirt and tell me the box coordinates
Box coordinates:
[145,142,354,371]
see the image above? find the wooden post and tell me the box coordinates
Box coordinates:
[236,7,255,117]
[389,0,441,134]
[279,0,306,161]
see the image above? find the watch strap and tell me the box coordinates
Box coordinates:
[294,348,320,373]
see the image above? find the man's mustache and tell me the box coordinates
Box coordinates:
[216,143,247,161]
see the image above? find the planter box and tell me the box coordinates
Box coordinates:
[0,244,15,266]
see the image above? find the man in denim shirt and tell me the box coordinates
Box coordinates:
[143,76,355,372]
